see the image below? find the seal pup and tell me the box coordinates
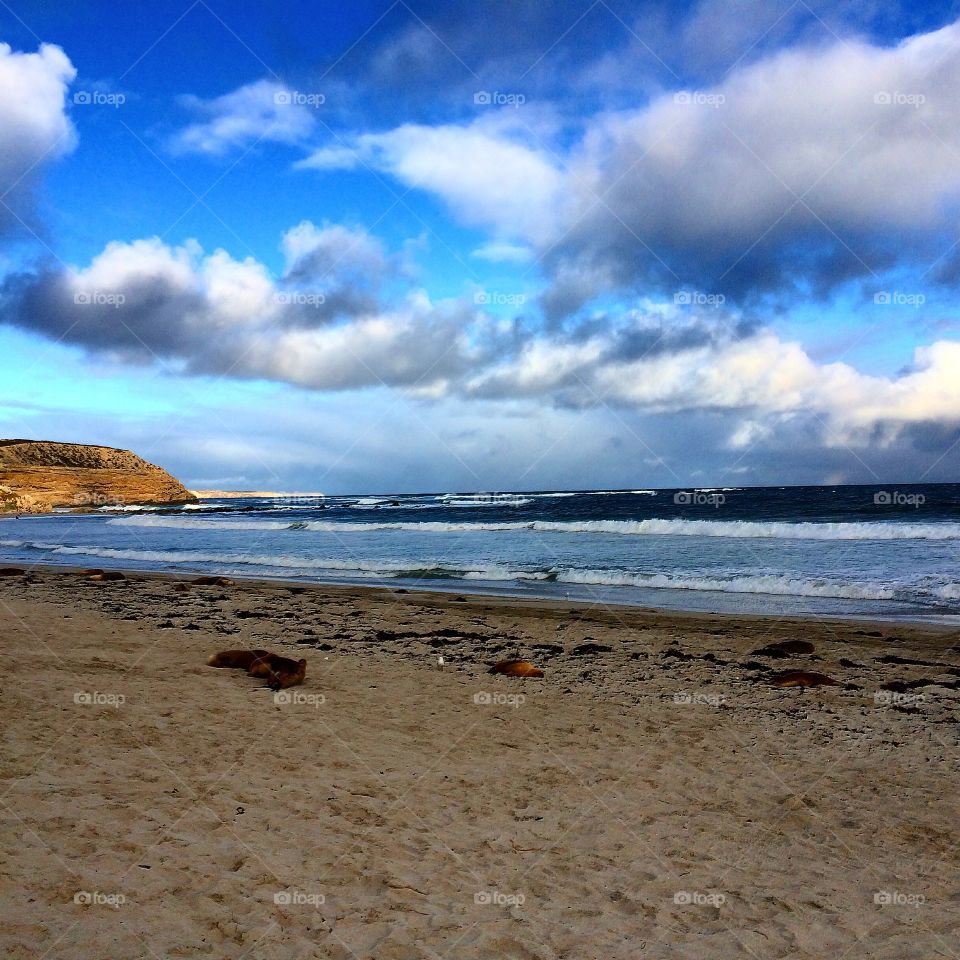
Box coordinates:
[207,649,272,671]
[769,670,839,688]
[489,660,544,678]
[247,653,307,690]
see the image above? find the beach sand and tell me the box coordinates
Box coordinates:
[0,566,958,958]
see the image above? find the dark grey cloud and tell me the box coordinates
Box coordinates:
[0,232,480,391]
[534,18,960,315]
[305,0,960,127]
[1,264,205,362]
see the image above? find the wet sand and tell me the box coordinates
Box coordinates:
[0,565,958,958]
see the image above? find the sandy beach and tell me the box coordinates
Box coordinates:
[0,565,958,958]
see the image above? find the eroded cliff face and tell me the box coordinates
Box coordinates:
[0,440,195,512]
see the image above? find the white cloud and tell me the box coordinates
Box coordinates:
[5,225,958,449]
[281,220,390,284]
[299,19,960,312]
[2,229,475,390]
[171,79,318,155]
[471,241,533,264]
[0,42,76,232]
[556,19,960,292]
[468,319,960,443]
[299,117,566,242]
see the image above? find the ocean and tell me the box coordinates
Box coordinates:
[2,484,959,621]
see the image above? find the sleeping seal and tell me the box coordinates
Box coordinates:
[770,670,839,688]
[489,660,544,678]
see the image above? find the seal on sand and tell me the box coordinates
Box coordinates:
[769,670,839,688]
[489,660,544,678]
[207,649,307,690]
[247,653,307,690]
[207,649,272,670]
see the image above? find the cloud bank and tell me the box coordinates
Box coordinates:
[303,20,960,315]
[3,226,959,452]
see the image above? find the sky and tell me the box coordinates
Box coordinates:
[1,0,960,493]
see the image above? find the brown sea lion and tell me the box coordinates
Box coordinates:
[192,576,234,586]
[489,660,544,678]
[247,653,307,690]
[207,649,272,670]
[89,570,126,582]
[769,670,839,688]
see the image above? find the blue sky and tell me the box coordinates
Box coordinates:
[1,0,960,492]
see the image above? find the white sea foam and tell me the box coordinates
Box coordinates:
[440,498,533,508]
[930,583,960,600]
[4,538,906,600]
[591,489,657,495]
[107,514,960,540]
[7,541,544,581]
[555,569,895,600]
[13,542,435,575]
[435,493,533,507]
[98,504,164,512]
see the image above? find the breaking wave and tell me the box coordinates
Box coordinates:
[2,538,912,600]
[555,569,895,600]
[107,515,960,540]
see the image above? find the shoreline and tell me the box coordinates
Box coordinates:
[4,493,960,624]
[3,557,960,632]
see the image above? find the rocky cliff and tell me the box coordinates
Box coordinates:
[0,440,196,513]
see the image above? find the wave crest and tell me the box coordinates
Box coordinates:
[107,515,960,540]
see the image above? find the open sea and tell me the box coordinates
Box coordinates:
[2,484,959,622]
